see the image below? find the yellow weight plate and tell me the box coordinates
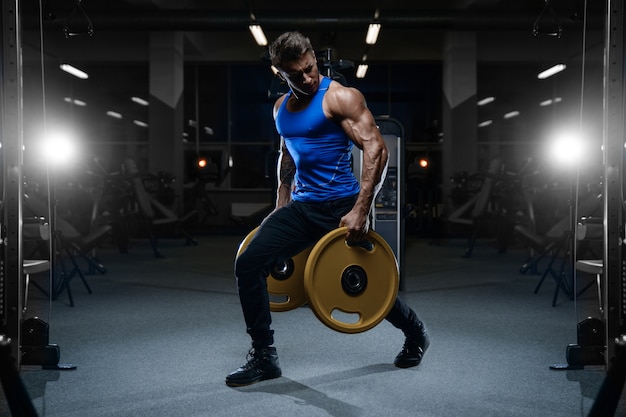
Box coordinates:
[236,227,311,312]
[304,227,399,334]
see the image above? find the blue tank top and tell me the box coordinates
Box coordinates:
[275,76,360,202]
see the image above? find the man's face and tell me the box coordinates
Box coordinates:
[279,51,320,97]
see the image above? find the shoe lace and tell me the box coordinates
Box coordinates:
[243,348,264,369]
[402,338,423,355]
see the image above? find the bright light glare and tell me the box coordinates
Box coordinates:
[549,130,585,166]
[42,132,78,166]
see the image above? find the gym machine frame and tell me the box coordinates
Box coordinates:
[579,2,626,415]
[601,0,625,368]
[1,0,64,374]
[2,0,25,366]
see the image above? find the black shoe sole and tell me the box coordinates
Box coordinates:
[225,370,282,387]
[394,359,422,369]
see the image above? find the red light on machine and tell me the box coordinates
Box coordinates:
[419,158,429,169]
[197,157,207,168]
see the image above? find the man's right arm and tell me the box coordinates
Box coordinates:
[275,139,295,209]
[272,96,295,210]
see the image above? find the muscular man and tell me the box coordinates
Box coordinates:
[226,31,429,387]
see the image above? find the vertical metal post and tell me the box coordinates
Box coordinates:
[372,117,405,291]
[603,0,625,367]
[2,0,24,366]
[1,0,24,365]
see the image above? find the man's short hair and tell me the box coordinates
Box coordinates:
[269,31,314,69]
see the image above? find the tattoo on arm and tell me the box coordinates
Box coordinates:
[279,159,295,189]
[275,147,295,208]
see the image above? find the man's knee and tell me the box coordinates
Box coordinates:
[235,249,270,284]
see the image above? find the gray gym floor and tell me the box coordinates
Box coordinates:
[4,233,620,417]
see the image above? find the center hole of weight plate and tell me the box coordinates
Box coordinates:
[341,265,367,296]
[271,258,294,281]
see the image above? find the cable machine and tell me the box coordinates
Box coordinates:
[1,0,25,366]
[1,0,64,373]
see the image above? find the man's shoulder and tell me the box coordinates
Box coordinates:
[324,81,364,114]
[327,80,362,99]
[273,94,287,118]
[275,93,288,106]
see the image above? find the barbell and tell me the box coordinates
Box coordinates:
[236,227,399,333]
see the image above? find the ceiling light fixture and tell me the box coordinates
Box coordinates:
[478,120,493,127]
[133,120,148,128]
[60,63,88,79]
[249,24,268,46]
[64,97,87,106]
[537,63,566,79]
[365,23,381,45]
[356,64,369,79]
[504,111,520,119]
[477,97,495,106]
[106,111,123,119]
[131,96,149,106]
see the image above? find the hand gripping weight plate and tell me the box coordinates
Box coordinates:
[304,227,399,333]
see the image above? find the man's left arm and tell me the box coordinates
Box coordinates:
[329,86,388,240]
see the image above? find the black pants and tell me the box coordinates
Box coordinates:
[234,195,421,349]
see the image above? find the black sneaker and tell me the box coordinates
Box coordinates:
[225,347,282,387]
[394,324,430,368]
